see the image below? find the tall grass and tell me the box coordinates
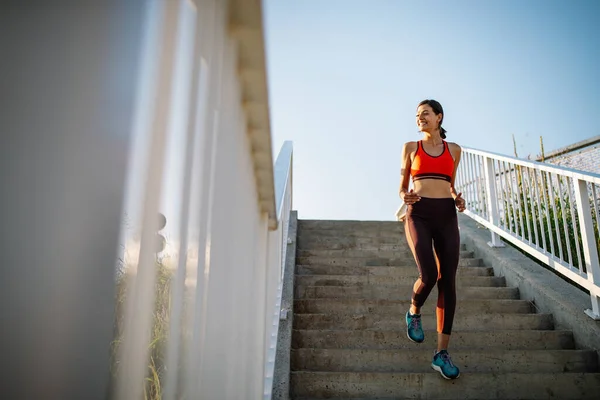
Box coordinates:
[500,166,600,272]
[110,260,174,400]
[495,135,600,274]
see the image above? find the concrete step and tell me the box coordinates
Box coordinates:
[297,230,407,242]
[299,217,402,224]
[296,256,481,267]
[296,265,493,277]
[298,227,405,236]
[297,242,468,252]
[293,313,554,331]
[297,242,409,251]
[290,371,600,399]
[297,238,408,250]
[296,249,473,258]
[296,285,520,300]
[291,348,598,373]
[299,219,403,226]
[292,329,576,350]
[294,299,533,315]
[298,226,405,237]
[295,275,504,288]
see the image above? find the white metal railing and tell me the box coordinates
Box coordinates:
[113,1,292,399]
[264,141,294,399]
[455,147,600,320]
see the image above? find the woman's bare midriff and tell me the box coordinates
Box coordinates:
[413,179,453,199]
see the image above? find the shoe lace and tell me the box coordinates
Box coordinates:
[440,352,456,368]
[410,315,421,330]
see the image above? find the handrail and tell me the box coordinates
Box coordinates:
[264,141,294,399]
[273,141,294,221]
[455,146,600,320]
[463,146,600,184]
[112,1,295,397]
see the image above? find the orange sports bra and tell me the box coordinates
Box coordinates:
[410,140,455,182]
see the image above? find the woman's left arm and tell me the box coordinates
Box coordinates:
[449,143,466,212]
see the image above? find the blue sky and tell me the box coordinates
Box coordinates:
[262,0,600,221]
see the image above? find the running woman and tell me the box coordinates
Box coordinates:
[398,99,466,380]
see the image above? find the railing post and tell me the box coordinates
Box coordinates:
[484,157,505,248]
[573,179,600,319]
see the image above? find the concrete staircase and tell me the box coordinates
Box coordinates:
[289,220,600,399]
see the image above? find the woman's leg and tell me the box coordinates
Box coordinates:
[430,212,461,379]
[432,215,460,347]
[404,212,439,343]
[405,215,438,313]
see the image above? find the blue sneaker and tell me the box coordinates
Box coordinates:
[431,349,460,379]
[405,311,424,343]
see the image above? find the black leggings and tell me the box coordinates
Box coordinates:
[405,197,460,335]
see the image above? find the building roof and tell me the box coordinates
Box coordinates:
[536,135,600,161]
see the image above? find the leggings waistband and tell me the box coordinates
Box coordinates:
[406,197,456,219]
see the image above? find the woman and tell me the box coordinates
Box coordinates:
[398,99,466,380]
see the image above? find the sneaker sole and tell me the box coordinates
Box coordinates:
[406,331,424,343]
[431,364,460,380]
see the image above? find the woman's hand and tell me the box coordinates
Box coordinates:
[402,189,421,205]
[454,192,466,212]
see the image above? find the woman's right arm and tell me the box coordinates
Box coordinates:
[399,142,420,205]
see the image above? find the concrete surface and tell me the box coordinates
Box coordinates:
[290,371,600,399]
[272,211,298,400]
[457,214,600,354]
[276,218,600,399]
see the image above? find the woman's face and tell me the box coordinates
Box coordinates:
[416,104,442,133]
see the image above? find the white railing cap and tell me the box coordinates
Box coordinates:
[273,141,293,226]
[463,146,600,185]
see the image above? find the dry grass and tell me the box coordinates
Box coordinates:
[110,260,174,400]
